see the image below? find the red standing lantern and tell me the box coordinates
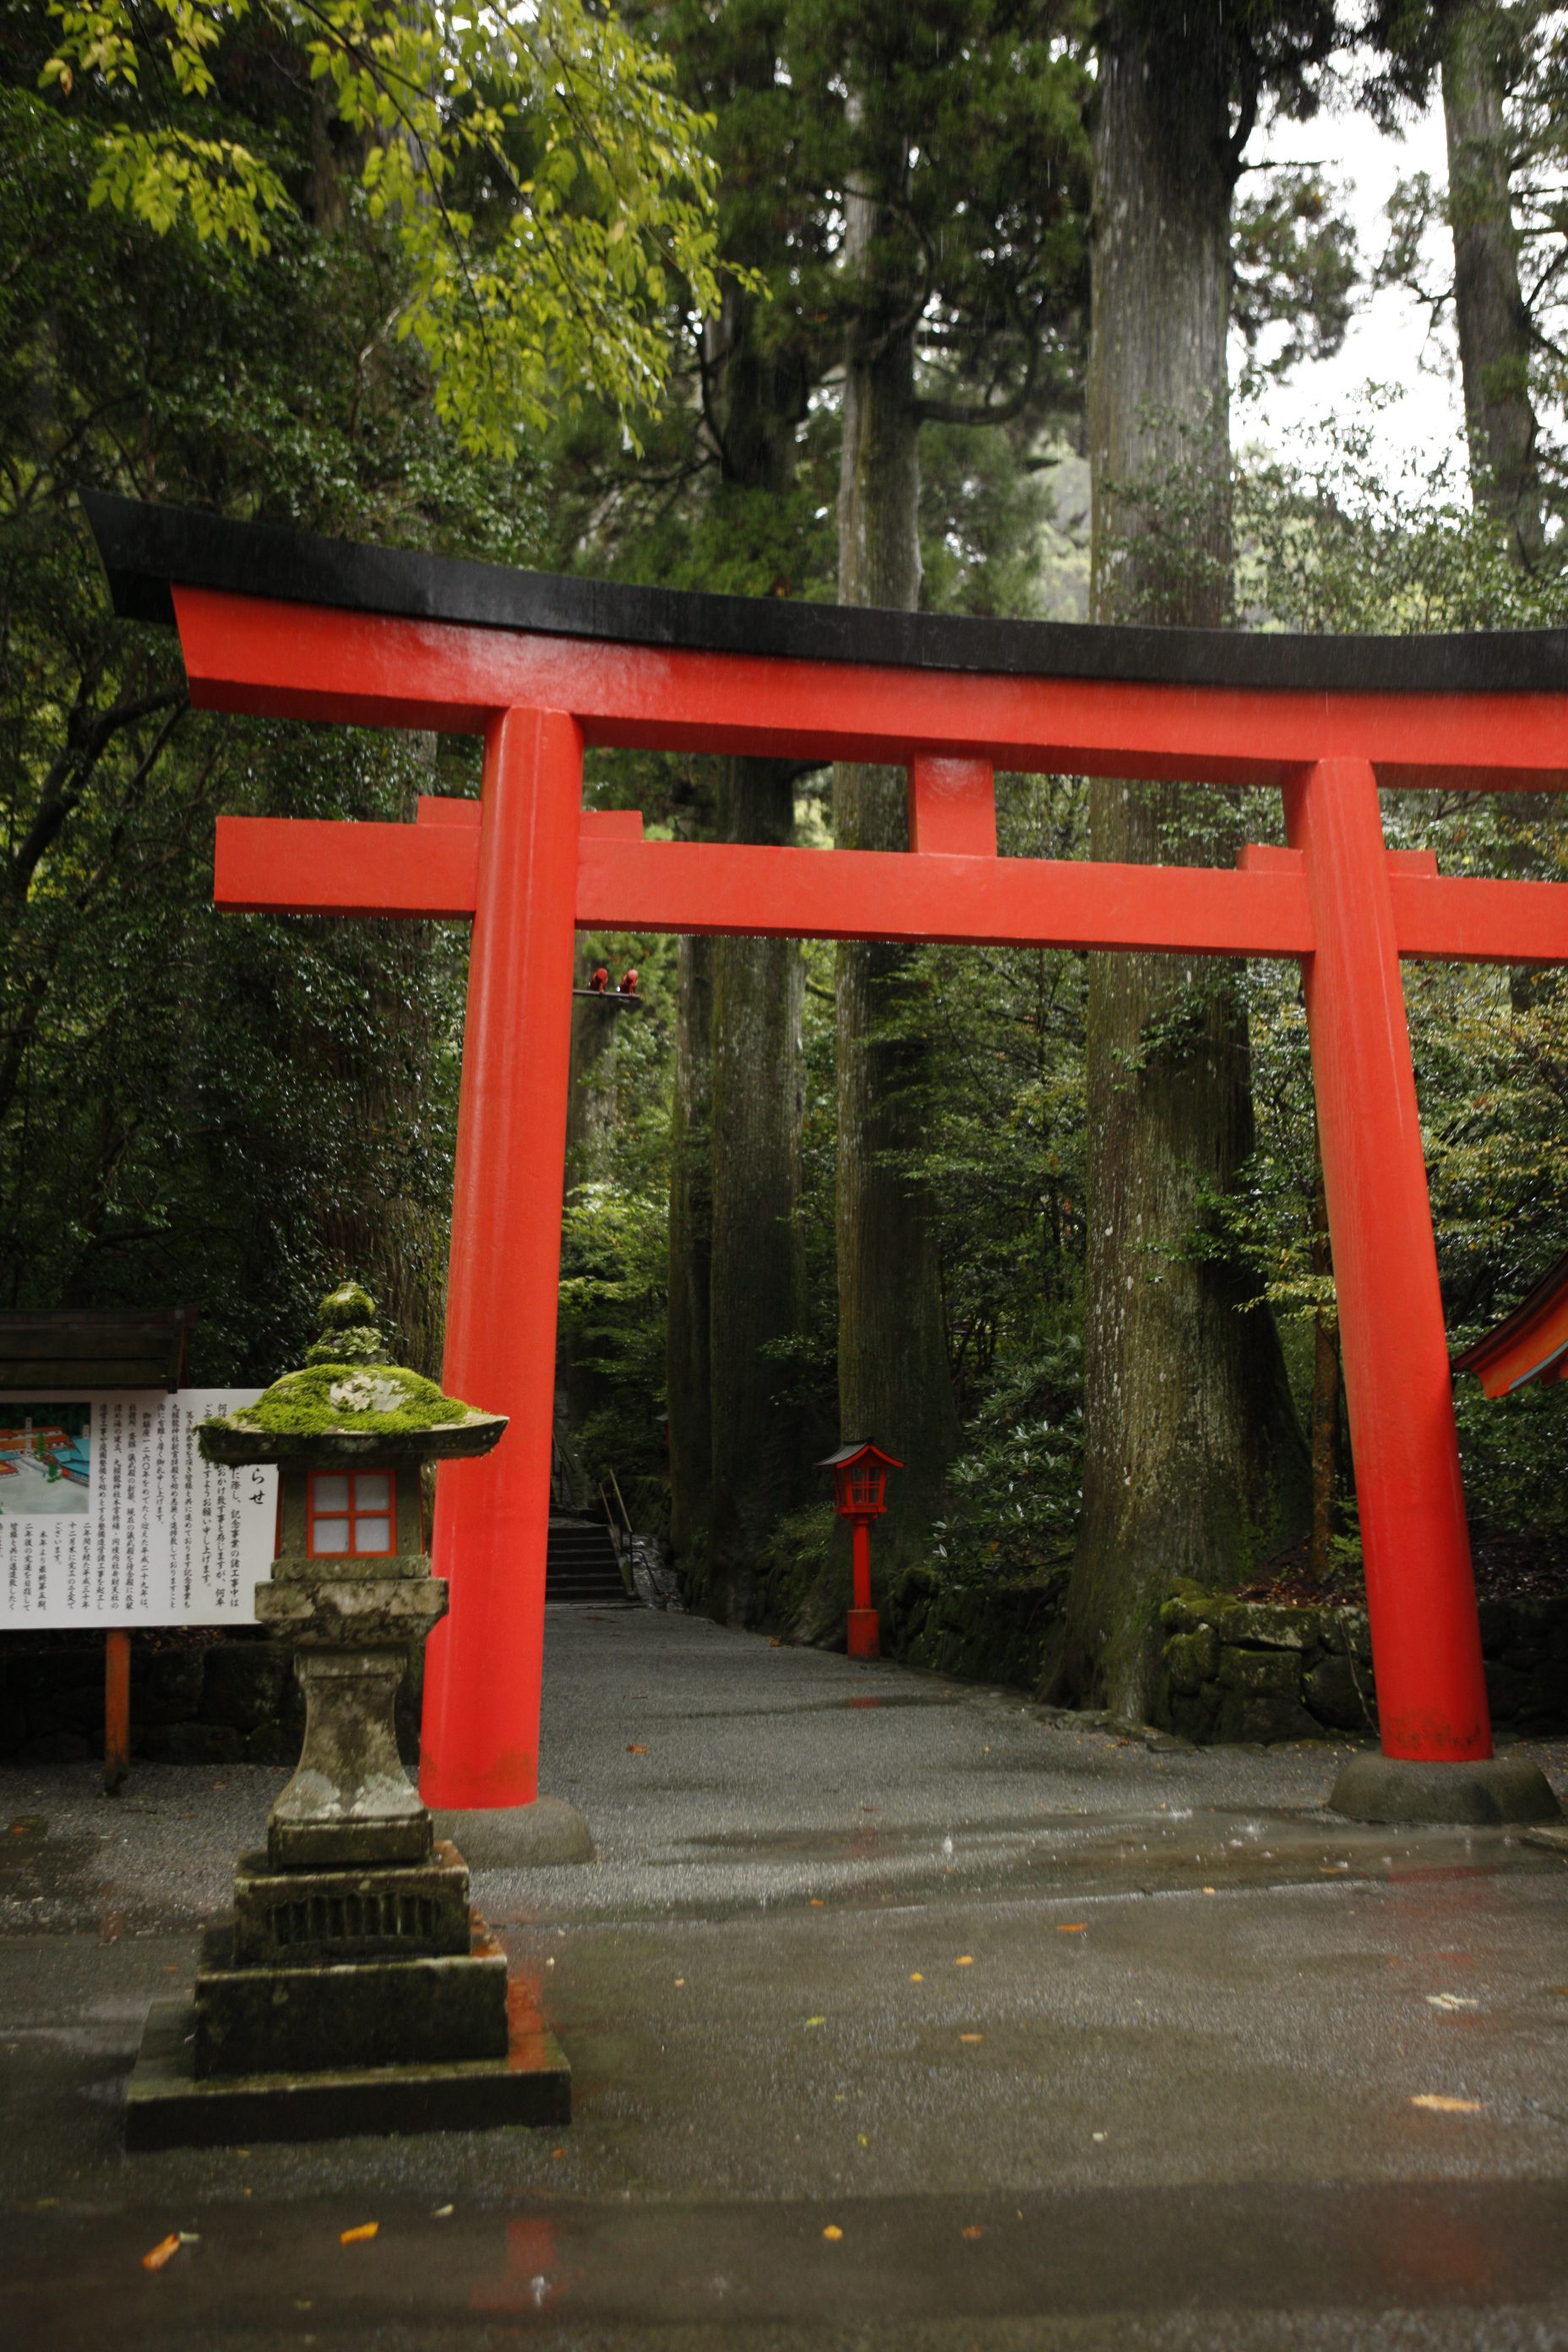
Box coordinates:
[819,1441,901,1660]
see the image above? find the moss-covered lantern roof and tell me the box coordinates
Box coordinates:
[199,1283,506,1467]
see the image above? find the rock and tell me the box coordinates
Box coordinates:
[243,1720,302,1766]
[1320,1609,1372,1664]
[1165,1627,1220,1694]
[165,1723,243,1765]
[1158,1583,1213,1636]
[133,1645,204,1726]
[20,1730,91,1763]
[1209,1602,1319,1651]
[1475,1598,1512,1658]
[1304,1652,1375,1733]
[1217,1647,1300,1698]
[202,1642,288,1731]
[1484,1660,1529,1723]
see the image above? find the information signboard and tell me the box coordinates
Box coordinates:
[0,1391,275,1627]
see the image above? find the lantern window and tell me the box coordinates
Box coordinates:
[307,1467,395,1559]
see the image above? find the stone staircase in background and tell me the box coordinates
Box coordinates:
[546,1516,634,1606]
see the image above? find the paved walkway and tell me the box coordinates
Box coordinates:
[3,1606,1567,2349]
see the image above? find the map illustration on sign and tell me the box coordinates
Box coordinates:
[0,1402,90,1516]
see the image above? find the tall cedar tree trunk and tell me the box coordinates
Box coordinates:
[707,754,805,1604]
[1063,6,1308,1714]
[316,740,449,1378]
[1441,0,1544,567]
[834,128,961,1552]
[667,926,714,1560]
[687,278,809,1614]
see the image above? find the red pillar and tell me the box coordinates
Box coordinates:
[1285,757,1490,1761]
[104,1627,130,1794]
[421,706,583,1807]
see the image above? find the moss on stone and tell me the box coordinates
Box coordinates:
[318,1281,378,1330]
[302,1281,389,1369]
[226,1363,471,1438]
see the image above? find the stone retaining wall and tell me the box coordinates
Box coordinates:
[0,1633,418,1769]
[1157,1581,1568,1745]
[882,1565,1069,1692]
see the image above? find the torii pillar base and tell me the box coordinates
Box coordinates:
[1330,1752,1560,1827]
[847,1609,881,1662]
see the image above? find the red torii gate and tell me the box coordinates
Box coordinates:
[87,493,1568,1817]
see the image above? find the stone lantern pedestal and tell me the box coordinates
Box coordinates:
[124,1286,571,2148]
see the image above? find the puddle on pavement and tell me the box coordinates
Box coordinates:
[12,2177,1568,2341]
[671,1806,1542,1900]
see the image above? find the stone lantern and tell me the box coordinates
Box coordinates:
[124,1283,570,2146]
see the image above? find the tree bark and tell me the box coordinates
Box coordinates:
[1441,0,1544,568]
[1064,5,1309,1715]
[707,757,805,1605]
[691,263,811,1612]
[833,124,961,1542]
[667,927,714,1562]
[1309,1170,1341,1587]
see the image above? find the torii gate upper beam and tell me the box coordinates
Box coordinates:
[84,493,1568,1809]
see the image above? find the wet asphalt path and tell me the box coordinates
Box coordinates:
[3,1605,1567,2349]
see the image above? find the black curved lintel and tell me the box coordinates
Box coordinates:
[80,490,1568,699]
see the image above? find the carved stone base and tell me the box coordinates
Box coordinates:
[127,1985,569,2149]
[194,1916,510,2077]
[231,1841,472,1967]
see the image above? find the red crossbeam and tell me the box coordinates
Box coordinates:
[177,587,1568,791]
[213,811,1568,965]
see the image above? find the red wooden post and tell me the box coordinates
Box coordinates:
[1285,757,1490,1761]
[104,1627,130,1794]
[419,706,584,1808]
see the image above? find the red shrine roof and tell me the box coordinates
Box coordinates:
[1452,1255,1568,1397]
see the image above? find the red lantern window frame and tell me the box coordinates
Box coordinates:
[306,1467,396,1560]
[836,1462,887,1518]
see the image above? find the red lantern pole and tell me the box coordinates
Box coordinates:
[847,1519,878,1659]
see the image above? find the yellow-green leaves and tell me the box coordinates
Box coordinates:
[42,0,738,452]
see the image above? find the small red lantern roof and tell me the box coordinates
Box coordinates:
[1452,1250,1568,1397]
[819,1442,903,1473]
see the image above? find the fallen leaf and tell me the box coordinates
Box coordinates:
[674,1977,685,1987]
[550,2147,565,2159]
[858,2133,868,2146]
[960,2033,984,2044]
[909,1972,924,1982]
[961,2224,985,2239]
[432,2205,454,2219]
[1201,1886,1217,1896]
[1056,1924,1087,1934]
[804,2016,826,2028]
[142,2235,181,2273]
[626,1745,649,1755]
[809,1898,824,1908]
[822,2224,843,2242]
[956,1955,974,1968]
[1410,2093,1482,2113]
[340,2223,378,2245]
